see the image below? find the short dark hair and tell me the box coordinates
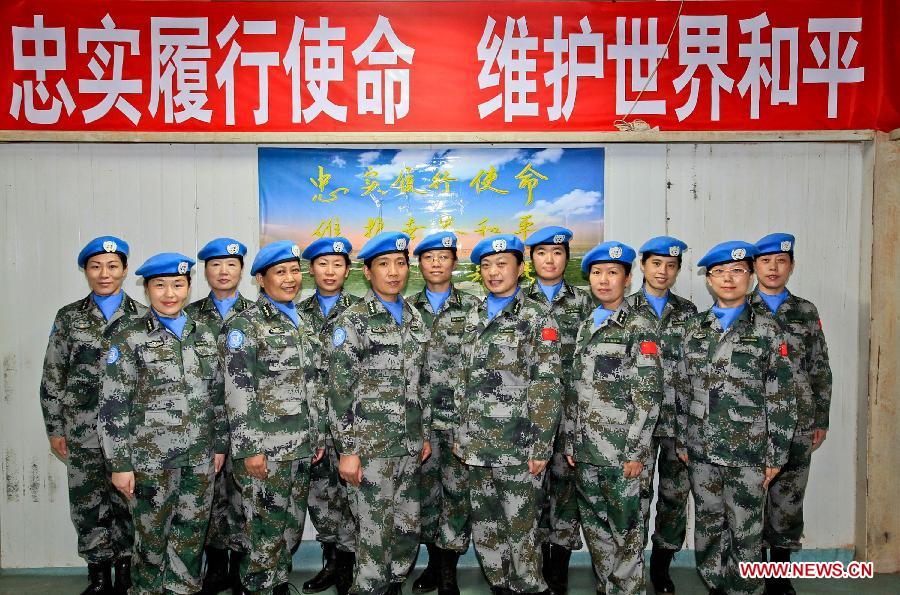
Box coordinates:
[588,261,631,276]
[418,248,458,261]
[311,253,352,267]
[754,252,794,263]
[204,255,243,267]
[640,252,682,268]
[364,251,410,270]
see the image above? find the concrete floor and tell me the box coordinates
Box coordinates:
[1,565,896,595]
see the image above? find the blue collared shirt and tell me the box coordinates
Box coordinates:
[264,294,300,328]
[487,288,519,321]
[425,288,451,314]
[316,291,340,317]
[592,306,616,329]
[712,302,747,331]
[376,294,404,326]
[643,287,669,319]
[211,291,239,319]
[153,309,187,340]
[92,291,124,321]
[758,289,789,314]
[537,280,563,303]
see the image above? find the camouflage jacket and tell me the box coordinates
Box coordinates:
[220,295,325,461]
[567,300,662,466]
[749,290,832,431]
[675,305,796,468]
[409,286,480,431]
[297,291,358,336]
[625,289,697,438]
[328,290,430,459]
[40,293,147,447]
[185,291,254,331]
[100,312,226,473]
[454,289,563,467]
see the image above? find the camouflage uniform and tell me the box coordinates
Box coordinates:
[220,295,325,593]
[454,290,562,593]
[566,301,662,595]
[297,291,359,553]
[185,292,254,553]
[328,291,429,595]
[410,286,479,553]
[625,289,697,550]
[40,294,145,565]
[749,290,832,550]
[675,306,796,595]
[100,312,226,595]
[523,281,594,551]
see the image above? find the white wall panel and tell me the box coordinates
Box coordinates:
[0,141,866,567]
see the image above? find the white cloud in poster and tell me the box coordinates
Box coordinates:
[513,189,601,227]
[358,151,381,166]
[331,155,347,168]
[530,147,564,165]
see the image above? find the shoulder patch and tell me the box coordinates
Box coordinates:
[779,342,789,357]
[227,329,245,349]
[333,327,347,347]
[640,341,658,355]
[106,346,120,365]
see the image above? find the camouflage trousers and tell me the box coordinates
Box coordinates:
[541,440,583,550]
[347,454,421,595]
[420,429,471,553]
[469,463,547,593]
[649,437,691,551]
[689,461,766,595]
[308,436,355,551]
[575,463,646,595]
[131,460,215,595]
[205,453,246,552]
[764,430,814,550]
[234,457,311,594]
[66,441,133,564]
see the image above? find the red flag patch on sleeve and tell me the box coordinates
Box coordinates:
[541,327,559,341]
[640,341,658,355]
[818,319,823,330]
[780,342,789,357]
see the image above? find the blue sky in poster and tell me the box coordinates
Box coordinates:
[259,146,604,256]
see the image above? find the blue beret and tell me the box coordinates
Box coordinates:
[357,232,411,262]
[77,235,129,268]
[755,233,795,257]
[251,240,302,276]
[413,231,457,256]
[524,226,573,247]
[639,235,688,257]
[197,237,247,261]
[302,237,352,261]
[135,253,195,279]
[470,234,525,264]
[581,241,636,273]
[697,241,758,269]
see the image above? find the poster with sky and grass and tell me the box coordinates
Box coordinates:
[259,146,604,296]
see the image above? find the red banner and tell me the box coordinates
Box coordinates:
[1,0,897,134]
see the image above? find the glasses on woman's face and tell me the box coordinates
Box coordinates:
[708,266,750,278]
[420,253,451,264]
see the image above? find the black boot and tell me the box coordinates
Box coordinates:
[649,546,676,594]
[112,557,131,595]
[545,544,571,595]
[387,582,404,594]
[302,543,338,593]
[708,589,726,595]
[412,543,441,593]
[273,584,291,595]
[769,547,797,595]
[229,550,246,594]
[437,549,460,595]
[80,562,112,595]
[490,588,511,595]
[334,549,356,595]
[201,547,231,594]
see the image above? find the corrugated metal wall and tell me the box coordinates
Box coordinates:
[0,141,866,567]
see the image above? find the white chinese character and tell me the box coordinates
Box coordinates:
[477,16,538,121]
[283,17,306,123]
[215,17,279,125]
[771,26,799,107]
[352,15,414,124]
[149,17,212,124]
[9,15,75,124]
[673,15,735,121]
[803,18,864,119]
[300,17,347,123]
[543,16,603,121]
[78,14,142,124]
[736,13,772,120]
[607,17,667,116]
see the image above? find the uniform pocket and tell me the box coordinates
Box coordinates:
[689,400,706,419]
